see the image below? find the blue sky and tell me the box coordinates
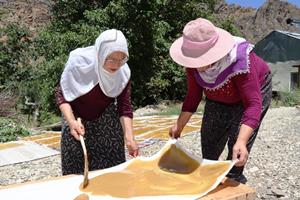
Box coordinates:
[225,0,300,8]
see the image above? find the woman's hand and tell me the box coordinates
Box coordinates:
[232,140,248,166]
[169,123,183,139]
[59,103,84,141]
[69,119,85,141]
[120,116,139,157]
[232,124,253,166]
[169,112,193,139]
[126,139,139,157]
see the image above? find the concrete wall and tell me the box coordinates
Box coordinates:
[268,60,300,92]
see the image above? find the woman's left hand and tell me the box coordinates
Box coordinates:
[232,140,248,167]
[126,139,139,157]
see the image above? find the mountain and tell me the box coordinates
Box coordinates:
[214,0,300,43]
[1,0,300,43]
[0,0,52,32]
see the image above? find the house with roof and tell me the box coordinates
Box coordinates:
[254,30,300,92]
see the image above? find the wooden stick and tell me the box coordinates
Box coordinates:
[77,118,89,188]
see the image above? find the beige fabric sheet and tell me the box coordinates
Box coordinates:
[0,139,235,200]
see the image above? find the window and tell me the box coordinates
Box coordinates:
[290,72,299,90]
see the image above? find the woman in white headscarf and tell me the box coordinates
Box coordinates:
[55,29,139,175]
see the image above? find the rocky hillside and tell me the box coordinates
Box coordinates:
[215,0,300,43]
[1,0,300,43]
[0,0,52,32]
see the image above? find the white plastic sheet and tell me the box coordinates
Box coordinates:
[0,139,235,200]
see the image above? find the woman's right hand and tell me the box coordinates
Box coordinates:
[169,123,183,139]
[59,103,84,141]
[126,139,139,157]
[69,119,85,141]
[169,112,192,139]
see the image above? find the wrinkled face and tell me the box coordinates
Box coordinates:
[104,51,128,73]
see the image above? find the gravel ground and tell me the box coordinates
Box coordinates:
[1,107,299,199]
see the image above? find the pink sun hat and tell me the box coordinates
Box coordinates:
[170,18,235,68]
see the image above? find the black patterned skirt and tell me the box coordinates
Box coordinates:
[200,72,272,182]
[60,103,125,175]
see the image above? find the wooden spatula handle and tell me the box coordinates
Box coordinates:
[77,118,89,188]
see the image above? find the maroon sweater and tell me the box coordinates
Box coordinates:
[182,53,270,129]
[55,81,133,120]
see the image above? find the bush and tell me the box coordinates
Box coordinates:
[0,90,17,117]
[273,90,300,107]
[0,24,32,86]
[18,0,221,114]
[1,0,243,124]
[0,117,30,142]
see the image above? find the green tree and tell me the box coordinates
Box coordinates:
[2,0,243,124]
[83,0,218,106]
[0,24,32,87]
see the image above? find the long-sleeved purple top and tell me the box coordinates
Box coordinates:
[54,81,133,121]
[182,52,270,129]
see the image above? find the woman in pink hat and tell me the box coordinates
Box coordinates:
[169,18,272,183]
[54,29,139,175]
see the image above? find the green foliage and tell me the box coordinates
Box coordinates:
[17,55,68,123]
[51,0,109,30]
[94,0,218,106]
[0,24,32,86]
[0,117,30,142]
[1,0,242,124]
[273,90,300,107]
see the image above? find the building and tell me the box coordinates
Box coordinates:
[254,30,300,92]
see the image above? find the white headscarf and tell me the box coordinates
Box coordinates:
[60,29,130,101]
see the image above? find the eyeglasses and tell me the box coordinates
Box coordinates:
[105,57,128,66]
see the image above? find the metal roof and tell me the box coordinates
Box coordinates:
[254,30,300,63]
